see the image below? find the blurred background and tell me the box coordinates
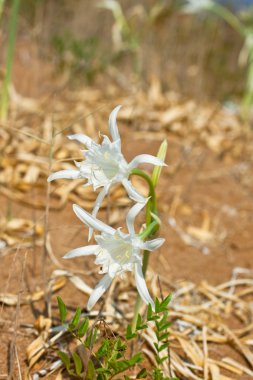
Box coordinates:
[1,0,253,104]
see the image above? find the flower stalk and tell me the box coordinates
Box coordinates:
[131,171,158,330]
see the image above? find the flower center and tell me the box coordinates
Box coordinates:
[97,151,120,179]
[107,238,133,265]
[87,146,120,181]
[96,232,135,267]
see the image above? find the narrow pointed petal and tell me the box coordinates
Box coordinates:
[140,238,165,251]
[109,105,122,142]
[63,245,99,259]
[126,201,148,236]
[47,170,80,182]
[73,204,115,235]
[134,263,155,310]
[88,186,109,241]
[87,274,112,310]
[129,154,166,170]
[122,178,146,203]
[68,134,93,147]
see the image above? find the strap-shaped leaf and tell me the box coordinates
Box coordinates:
[58,351,70,371]
[57,296,67,323]
[69,307,81,330]
[72,352,83,376]
[136,368,147,378]
[77,318,89,338]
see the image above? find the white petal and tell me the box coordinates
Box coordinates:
[47,170,80,182]
[63,245,99,259]
[87,274,112,310]
[109,105,122,142]
[128,154,166,170]
[88,186,110,241]
[140,238,165,251]
[126,201,148,236]
[122,178,146,203]
[73,204,115,235]
[108,262,121,277]
[134,263,155,310]
[68,134,93,147]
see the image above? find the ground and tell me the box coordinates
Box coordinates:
[1,36,253,380]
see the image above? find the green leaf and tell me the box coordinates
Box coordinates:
[158,332,169,341]
[136,367,147,378]
[114,339,126,358]
[58,350,70,371]
[72,352,83,376]
[136,314,148,330]
[110,353,142,375]
[57,296,67,323]
[91,327,97,345]
[77,318,89,337]
[126,324,137,340]
[85,327,97,348]
[96,339,110,358]
[147,304,153,321]
[151,139,167,188]
[155,298,161,313]
[86,359,96,380]
[158,342,169,352]
[69,307,81,330]
[155,355,163,365]
[160,294,172,309]
[159,355,168,363]
[147,304,159,321]
[159,321,171,331]
[96,367,112,375]
[152,367,163,380]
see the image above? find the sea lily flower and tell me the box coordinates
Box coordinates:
[48,106,166,239]
[63,201,165,310]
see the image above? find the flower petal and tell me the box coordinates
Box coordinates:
[126,201,148,236]
[47,170,80,182]
[63,245,99,259]
[134,263,155,310]
[73,204,115,235]
[88,186,110,241]
[68,134,93,147]
[140,238,165,251]
[128,154,166,170]
[109,105,122,143]
[122,178,146,203]
[87,274,112,310]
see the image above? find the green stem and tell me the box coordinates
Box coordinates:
[130,169,159,330]
[139,220,158,240]
[131,168,157,222]
[211,3,245,37]
[0,0,20,122]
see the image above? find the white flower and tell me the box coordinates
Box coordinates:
[64,201,165,310]
[48,106,165,239]
[183,0,214,13]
